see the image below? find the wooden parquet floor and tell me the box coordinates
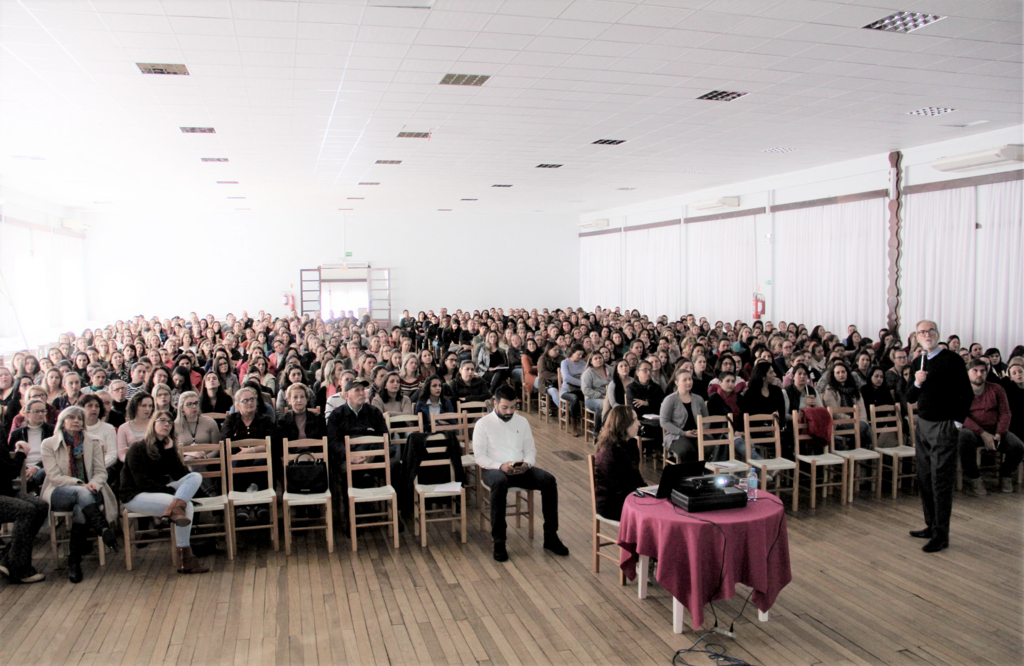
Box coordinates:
[1,411,1021,666]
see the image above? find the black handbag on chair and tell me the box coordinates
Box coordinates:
[285,453,328,494]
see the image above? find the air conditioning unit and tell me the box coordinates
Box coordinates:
[578,218,610,230]
[690,196,740,211]
[932,145,1023,172]
[61,218,92,230]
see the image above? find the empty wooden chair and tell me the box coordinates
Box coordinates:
[588,454,625,585]
[744,414,798,511]
[225,437,279,551]
[281,437,333,555]
[386,413,424,441]
[457,400,488,436]
[829,406,881,502]
[696,414,749,476]
[873,403,916,498]
[413,434,467,547]
[181,441,234,559]
[120,508,174,571]
[479,472,534,540]
[345,434,399,551]
[793,410,847,509]
[431,412,476,505]
[584,406,598,444]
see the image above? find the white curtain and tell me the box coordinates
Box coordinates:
[772,198,887,335]
[975,180,1023,355]
[684,215,757,322]
[901,188,978,345]
[624,224,681,320]
[579,231,622,311]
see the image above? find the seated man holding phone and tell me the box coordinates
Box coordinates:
[474,385,569,562]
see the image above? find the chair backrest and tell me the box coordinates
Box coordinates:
[458,401,489,441]
[282,437,329,494]
[744,413,782,459]
[792,410,835,454]
[828,406,861,450]
[431,412,469,451]
[557,367,563,394]
[181,442,226,493]
[906,402,918,447]
[587,453,599,518]
[417,434,455,483]
[205,412,228,422]
[869,403,904,448]
[224,437,273,493]
[695,414,735,462]
[344,434,391,489]
[386,413,423,437]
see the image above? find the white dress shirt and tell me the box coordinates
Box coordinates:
[473,411,536,470]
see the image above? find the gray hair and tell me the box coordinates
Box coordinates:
[233,386,257,405]
[56,405,87,433]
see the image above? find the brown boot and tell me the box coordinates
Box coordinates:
[163,498,192,527]
[176,547,209,574]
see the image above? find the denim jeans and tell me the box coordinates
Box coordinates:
[124,472,203,546]
[49,485,99,524]
[511,368,523,384]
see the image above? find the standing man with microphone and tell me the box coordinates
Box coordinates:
[905,320,973,553]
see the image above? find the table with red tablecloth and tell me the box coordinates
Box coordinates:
[618,492,791,632]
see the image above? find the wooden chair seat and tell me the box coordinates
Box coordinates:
[413,433,467,547]
[754,457,797,471]
[225,437,279,552]
[479,477,534,539]
[348,485,396,501]
[281,437,333,554]
[282,490,331,506]
[588,454,626,585]
[49,511,106,569]
[834,448,881,461]
[872,403,914,499]
[793,410,848,509]
[227,488,277,503]
[795,452,845,465]
[345,434,399,552]
[180,442,234,558]
[192,495,228,510]
[878,445,916,459]
[705,460,750,474]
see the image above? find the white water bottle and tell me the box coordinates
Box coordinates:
[746,468,758,500]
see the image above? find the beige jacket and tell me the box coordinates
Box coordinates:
[40,432,119,524]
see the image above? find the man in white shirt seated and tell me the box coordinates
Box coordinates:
[473,385,569,562]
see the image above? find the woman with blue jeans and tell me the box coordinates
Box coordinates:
[41,406,119,583]
[120,410,209,574]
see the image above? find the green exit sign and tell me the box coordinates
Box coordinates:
[345,252,353,257]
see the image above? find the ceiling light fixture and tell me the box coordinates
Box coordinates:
[907,107,955,116]
[932,145,1024,172]
[181,127,215,134]
[137,63,189,75]
[593,139,626,145]
[338,208,353,210]
[227,196,246,199]
[368,0,436,7]
[397,131,430,138]
[216,181,238,184]
[358,182,380,185]
[617,187,636,191]
[461,198,477,201]
[348,197,364,200]
[691,197,740,211]
[375,160,402,164]
[438,208,452,211]
[536,164,562,168]
[680,168,710,174]
[201,157,229,162]
[235,208,251,211]
[440,73,490,86]
[12,155,46,160]
[763,147,797,154]
[93,201,112,205]
[492,184,512,187]
[864,11,945,33]
[697,90,748,102]
[579,219,610,230]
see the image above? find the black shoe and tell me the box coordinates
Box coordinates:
[100,528,118,553]
[909,527,933,539]
[543,535,569,557]
[235,506,251,526]
[254,506,270,524]
[67,558,83,584]
[493,542,508,562]
[922,533,949,553]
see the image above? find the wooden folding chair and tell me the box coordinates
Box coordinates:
[282,437,333,555]
[413,434,467,547]
[386,413,424,441]
[744,413,798,511]
[51,511,106,569]
[458,401,488,439]
[588,454,625,585]
[872,404,916,499]
[521,356,537,414]
[555,372,576,436]
[345,434,399,551]
[181,441,234,559]
[584,406,598,444]
[225,437,279,551]
[204,412,228,423]
[696,414,749,475]
[121,508,175,572]
[793,410,847,509]
[431,412,477,505]
[830,406,881,502]
[540,368,560,424]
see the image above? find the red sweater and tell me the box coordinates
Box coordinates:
[964,383,1011,436]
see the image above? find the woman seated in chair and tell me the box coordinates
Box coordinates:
[41,406,119,583]
[120,410,209,575]
[0,422,49,584]
[278,384,327,443]
[219,386,276,525]
[199,372,233,414]
[398,355,424,401]
[593,406,645,521]
[414,376,455,430]
[660,368,709,462]
[626,360,664,452]
[821,361,873,449]
[372,372,413,416]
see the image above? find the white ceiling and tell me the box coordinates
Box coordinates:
[0,0,1021,219]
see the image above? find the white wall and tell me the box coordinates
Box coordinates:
[82,208,579,325]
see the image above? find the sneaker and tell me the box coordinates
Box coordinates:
[493,542,508,562]
[970,478,988,496]
[1001,478,1014,493]
[543,535,569,556]
[253,506,270,523]
[235,506,251,526]
[19,572,45,584]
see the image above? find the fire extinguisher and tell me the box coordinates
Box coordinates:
[282,292,296,312]
[752,292,765,320]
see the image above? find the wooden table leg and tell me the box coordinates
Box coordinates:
[638,554,649,599]
[758,609,770,622]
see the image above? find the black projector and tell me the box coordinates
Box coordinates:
[671,474,748,513]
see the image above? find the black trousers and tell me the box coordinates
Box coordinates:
[959,429,1024,479]
[0,493,48,579]
[481,467,558,543]
[915,418,959,535]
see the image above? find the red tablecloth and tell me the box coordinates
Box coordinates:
[618,492,791,628]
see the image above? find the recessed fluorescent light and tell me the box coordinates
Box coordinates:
[461,198,477,201]
[943,120,990,128]
[593,139,626,145]
[680,169,710,174]
[137,63,189,75]
[338,208,353,210]
[398,131,430,138]
[375,160,402,165]
[348,197,364,200]
[368,0,435,7]
[864,11,945,33]
[181,127,215,134]
[216,181,238,184]
[492,184,513,187]
[358,182,380,185]
[227,196,246,199]
[697,90,747,102]
[12,155,46,160]
[440,73,490,86]
[617,187,636,191]
[201,157,229,162]
[93,201,112,204]
[763,147,797,154]
[536,164,562,168]
[235,208,251,211]
[437,208,452,211]
[907,107,955,116]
